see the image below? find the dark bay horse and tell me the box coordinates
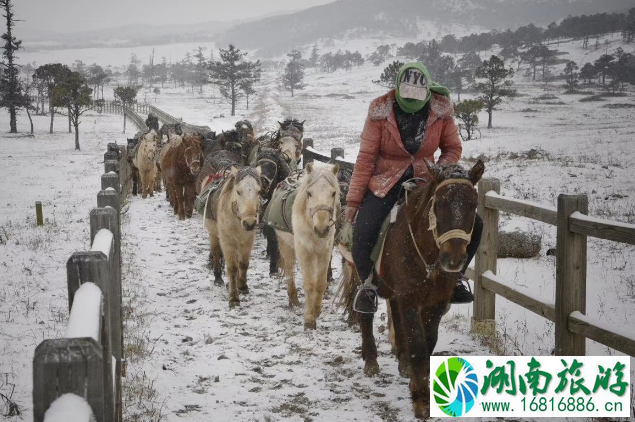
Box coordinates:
[339,159,484,419]
[161,133,203,219]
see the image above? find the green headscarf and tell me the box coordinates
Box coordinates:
[395,62,451,114]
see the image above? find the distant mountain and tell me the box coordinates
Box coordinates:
[217,0,635,57]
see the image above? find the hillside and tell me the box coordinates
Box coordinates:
[218,0,635,57]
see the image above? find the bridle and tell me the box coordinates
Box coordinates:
[257,157,278,192]
[230,167,262,222]
[405,178,476,273]
[306,172,339,228]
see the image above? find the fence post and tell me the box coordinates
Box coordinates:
[33,338,105,422]
[104,160,120,175]
[36,201,44,226]
[330,148,344,161]
[302,138,314,168]
[101,173,120,192]
[90,208,122,422]
[104,150,118,162]
[66,252,114,422]
[555,194,588,356]
[471,178,500,337]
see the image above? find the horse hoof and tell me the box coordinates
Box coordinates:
[398,360,412,378]
[142,194,147,199]
[413,402,429,420]
[304,321,316,330]
[229,299,240,308]
[238,287,249,294]
[214,279,224,287]
[364,360,380,377]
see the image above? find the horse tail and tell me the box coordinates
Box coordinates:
[333,244,362,327]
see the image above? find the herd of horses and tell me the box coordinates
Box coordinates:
[125,116,484,419]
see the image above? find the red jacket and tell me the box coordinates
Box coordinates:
[346,90,462,208]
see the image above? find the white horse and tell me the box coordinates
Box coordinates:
[203,166,262,307]
[274,163,340,330]
[132,130,160,198]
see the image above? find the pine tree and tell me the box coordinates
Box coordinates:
[563,61,579,91]
[281,56,305,97]
[0,0,27,133]
[53,72,93,150]
[372,60,403,89]
[208,44,261,116]
[113,85,140,133]
[33,63,71,133]
[473,55,516,129]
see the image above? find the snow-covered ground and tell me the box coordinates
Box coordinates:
[1,32,634,421]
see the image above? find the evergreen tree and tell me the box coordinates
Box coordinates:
[473,55,516,129]
[53,71,93,150]
[0,0,26,133]
[33,63,71,133]
[208,44,260,116]
[281,54,305,97]
[372,60,403,89]
[309,45,319,67]
[454,99,483,141]
[563,61,579,91]
[579,63,597,85]
[113,85,139,133]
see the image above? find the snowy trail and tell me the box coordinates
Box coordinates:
[121,79,493,422]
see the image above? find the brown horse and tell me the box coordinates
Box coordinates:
[161,132,203,219]
[338,159,484,419]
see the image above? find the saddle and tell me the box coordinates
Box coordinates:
[262,173,302,233]
[194,174,225,220]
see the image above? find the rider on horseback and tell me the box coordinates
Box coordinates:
[344,62,483,313]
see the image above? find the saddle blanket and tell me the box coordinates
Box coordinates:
[262,173,302,233]
[194,174,225,219]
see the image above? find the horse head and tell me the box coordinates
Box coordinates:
[278,136,301,169]
[257,148,293,202]
[183,133,203,175]
[300,163,340,238]
[224,166,262,231]
[424,159,484,272]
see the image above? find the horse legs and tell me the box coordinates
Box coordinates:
[184,183,196,218]
[276,232,299,307]
[131,167,139,196]
[360,312,379,376]
[263,225,279,275]
[139,171,148,198]
[154,164,162,192]
[174,184,185,220]
[237,259,249,295]
[206,221,224,286]
[399,303,431,420]
[302,258,328,330]
[390,299,411,378]
[226,256,241,308]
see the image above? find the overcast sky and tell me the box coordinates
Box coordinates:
[14,0,336,33]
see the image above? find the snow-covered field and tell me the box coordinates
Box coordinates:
[1,32,634,421]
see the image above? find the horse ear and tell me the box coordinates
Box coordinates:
[255,165,262,176]
[230,166,239,177]
[300,120,305,127]
[278,121,284,127]
[469,160,485,185]
[424,159,442,182]
[306,162,313,174]
[332,163,340,175]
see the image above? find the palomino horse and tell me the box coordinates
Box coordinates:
[267,163,340,330]
[202,165,262,307]
[131,130,161,198]
[338,159,484,419]
[161,132,203,219]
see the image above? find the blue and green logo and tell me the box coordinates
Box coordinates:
[433,357,479,416]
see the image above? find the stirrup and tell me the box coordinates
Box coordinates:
[353,275,378,314]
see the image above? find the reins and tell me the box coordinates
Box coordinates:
[404,178,475,273]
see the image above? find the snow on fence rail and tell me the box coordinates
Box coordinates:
[122,106,148,133]
[33,143,132,422]
[467,178,635,357]
[91,100,149,116]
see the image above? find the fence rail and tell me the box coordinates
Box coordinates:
[33,142,133,422]
[469,178,635,357]
[92,100,149,116]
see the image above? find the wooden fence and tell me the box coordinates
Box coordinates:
[467,178,635,357]
[301,138,354,172]
[92,100,149,116]
[33,143,132,422]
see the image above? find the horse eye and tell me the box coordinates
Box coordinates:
[237,190,242,196]
[331,192,336,198]
[307,192,312,198]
